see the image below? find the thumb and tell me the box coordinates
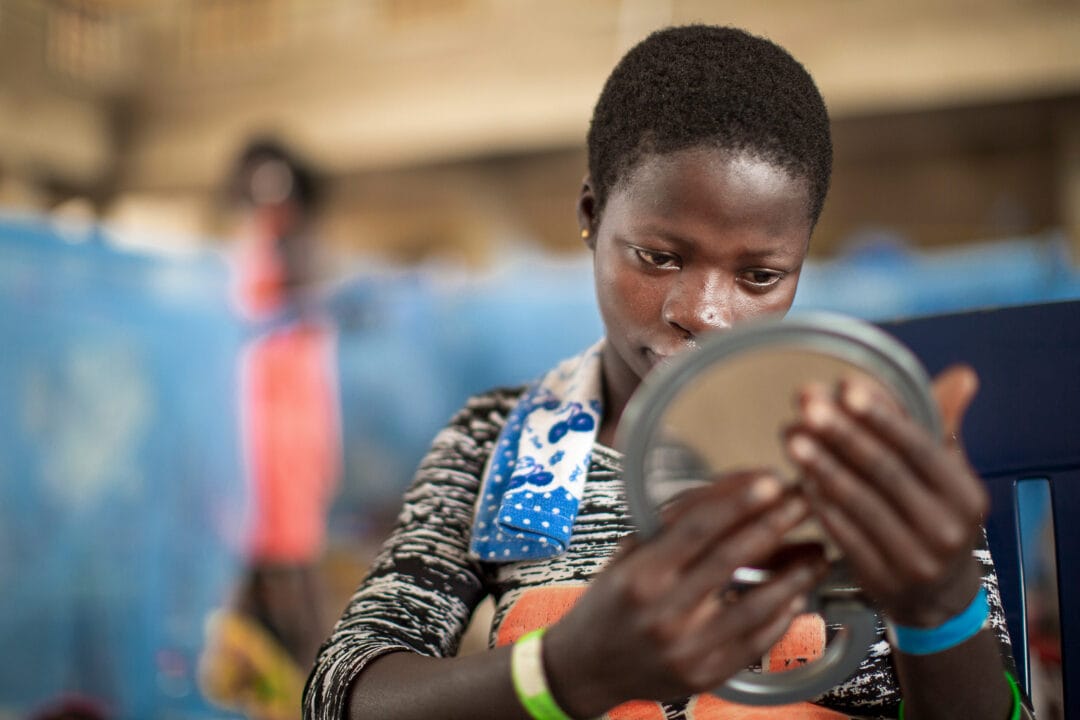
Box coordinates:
[931,364,979,445]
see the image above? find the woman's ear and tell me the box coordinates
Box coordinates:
[577,176,598,250]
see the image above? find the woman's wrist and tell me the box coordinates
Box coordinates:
[887,585,989,656]
[898,670,1022,720]
[512,629,577,720]
[539,623,615,720]
[884,557,983,628]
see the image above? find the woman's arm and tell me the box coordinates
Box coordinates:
[311,465,825,719]
[344,646,524,720]
[303,390,515,720]
[787,366,1021,719]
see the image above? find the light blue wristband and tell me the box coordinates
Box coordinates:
[887,586,989,656]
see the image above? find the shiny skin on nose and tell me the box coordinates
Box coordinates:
[662,277,733,337]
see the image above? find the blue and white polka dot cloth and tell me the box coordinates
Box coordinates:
[470,340,604,561]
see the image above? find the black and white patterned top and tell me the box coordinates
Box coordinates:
[303,386,1018,720]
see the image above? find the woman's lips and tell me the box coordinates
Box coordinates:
[645,341,701,370]
[644,348,674,370]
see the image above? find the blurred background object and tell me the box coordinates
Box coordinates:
[0,1,1078,718]
[2,0,1079,261]
[0,215,246,719]
[194,139,341,720]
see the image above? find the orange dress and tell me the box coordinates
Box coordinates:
[240,320,340,562]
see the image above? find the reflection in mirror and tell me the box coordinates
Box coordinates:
[642,437,710,510]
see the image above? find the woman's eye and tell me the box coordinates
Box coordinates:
[634,249,679,269]
[742,269,785,287]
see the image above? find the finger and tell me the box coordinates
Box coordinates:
[627,472,785,588]
[659,469,780,526]
[758,541,830,573]
[690,596,807,691]
[683,557,824,681]
[795,392,976,558]
[654,493,809,626]
[837,378,988,524]
[802,475,899,599]
[787,430,941,591]
[606,532,641,566]
[931,364,979,457]
[931,364,979,442]
[808,479,983,628]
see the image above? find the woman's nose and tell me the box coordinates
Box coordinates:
[662,277,733,337]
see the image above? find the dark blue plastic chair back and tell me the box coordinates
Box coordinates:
[884,300,1080,716]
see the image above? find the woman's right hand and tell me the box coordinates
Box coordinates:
[542,472,826,718]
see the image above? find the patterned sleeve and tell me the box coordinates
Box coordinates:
[816,529,1024,719]
[302,388,521,720]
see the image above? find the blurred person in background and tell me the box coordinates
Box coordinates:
[303,25,1029,720]
[199,139,342,720]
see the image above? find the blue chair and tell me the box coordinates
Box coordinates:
[884,299,1080,716]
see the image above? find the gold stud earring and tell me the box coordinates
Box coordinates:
[581,228,590,239]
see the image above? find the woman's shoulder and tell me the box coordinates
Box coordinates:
[447,385,529,430]
[407,385,529,495]
[419,385,529,463]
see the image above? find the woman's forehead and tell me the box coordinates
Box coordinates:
[623,148,802,192]
[611,148,813,227]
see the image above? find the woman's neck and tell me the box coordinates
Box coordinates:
[596,348,639,448]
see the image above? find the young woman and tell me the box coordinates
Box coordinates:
[303,25,1026,720]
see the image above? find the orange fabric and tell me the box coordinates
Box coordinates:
[688,694,848,719]
[232,232,286,318]
[496,586,847,720]
[241,323,340,562]
[607,701,667,720]
[497,585,588,646]
[764,613,826,672]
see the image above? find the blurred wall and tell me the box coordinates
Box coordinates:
[1,0,1079,262]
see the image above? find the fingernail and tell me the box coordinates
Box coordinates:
[751,476,782,503]
[787,433,817,463]
[843,382,872,414]
[803,398,833,429]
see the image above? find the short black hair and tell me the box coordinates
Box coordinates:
[587,25,832,225]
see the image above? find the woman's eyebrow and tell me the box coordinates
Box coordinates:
[628,220,675,235]
[739,245,800,261]
[627,223,692,245]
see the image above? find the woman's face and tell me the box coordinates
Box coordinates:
[582,148,814,421]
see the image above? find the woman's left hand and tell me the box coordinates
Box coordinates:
[785,365,988,627]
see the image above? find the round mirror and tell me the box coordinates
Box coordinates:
[618,312,941,705]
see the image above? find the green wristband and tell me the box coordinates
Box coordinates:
[1004,671,1023,720]
[898,670,1022,720]
[511,628,575,720]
